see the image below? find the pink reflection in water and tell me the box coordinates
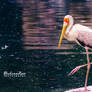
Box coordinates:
[22,1,59,50]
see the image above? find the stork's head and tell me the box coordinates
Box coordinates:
[58,15,73,48]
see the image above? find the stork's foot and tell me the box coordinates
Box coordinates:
[80,88,90,92]
[68,62,92,76]
[81,88,90,92]
[70,88,90,92]
[68,66,81,76]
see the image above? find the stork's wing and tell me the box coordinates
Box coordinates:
[77,30,92,48]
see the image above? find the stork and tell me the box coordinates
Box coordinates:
[58,15,92,91]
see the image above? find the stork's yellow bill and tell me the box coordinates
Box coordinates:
[58,18,69,48]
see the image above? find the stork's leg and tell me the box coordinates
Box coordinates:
[84,48,91,91]
[68,48,91,91]
[68,62,92,76]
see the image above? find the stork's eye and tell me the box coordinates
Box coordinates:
[64,18,69,24]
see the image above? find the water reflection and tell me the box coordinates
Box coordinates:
[69,0,92,27]
[23,1,58,49]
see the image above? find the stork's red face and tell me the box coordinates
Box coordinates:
[64,18,69,24]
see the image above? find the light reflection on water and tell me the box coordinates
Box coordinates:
[0,0,92,92]
[22,0,59,50]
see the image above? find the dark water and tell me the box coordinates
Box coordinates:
[0,0,92,92]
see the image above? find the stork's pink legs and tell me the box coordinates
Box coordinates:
[68,47,91,91]
[84,48,91,91]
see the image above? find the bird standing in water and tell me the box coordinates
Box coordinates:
[58,15,92,91]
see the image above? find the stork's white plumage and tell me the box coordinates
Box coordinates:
[58,15,92,92]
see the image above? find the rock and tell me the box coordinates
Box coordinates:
[65,86,92,92]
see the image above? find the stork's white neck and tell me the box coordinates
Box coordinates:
[64,16,74,41]
[66,18,74,34]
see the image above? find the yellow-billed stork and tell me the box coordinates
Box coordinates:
[58,15,92,91]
